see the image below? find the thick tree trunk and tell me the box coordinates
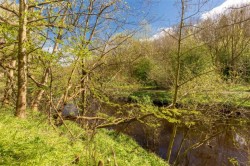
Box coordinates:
[16,0,28,118]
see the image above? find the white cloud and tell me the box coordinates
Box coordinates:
[148,0,250,40]
[147,27,174,41]
[201,0,250,19]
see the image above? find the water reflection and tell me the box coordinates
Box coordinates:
[120,119,250,166]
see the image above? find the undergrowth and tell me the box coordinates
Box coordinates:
[0,106,167,166]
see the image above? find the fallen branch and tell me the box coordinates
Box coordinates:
[96,113,154,129]
[77,116,106,120]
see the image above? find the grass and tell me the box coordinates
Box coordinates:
[224,84,250,92]
[0,106,167,166]
[179,84,250,108]
[94,130,167,166]
[127,83,250,108]
[180,93,250,108]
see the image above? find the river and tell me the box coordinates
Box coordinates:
[115,107,250,166]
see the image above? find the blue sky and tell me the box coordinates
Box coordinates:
[126,0,225,32]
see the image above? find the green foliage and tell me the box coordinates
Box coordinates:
[0,24,17,43]
[129,89,172,105]
[181,51,207,76]
[132,58,153,83]
[154,107,201,126]
[0,107,167,166]
[228,157,239,166]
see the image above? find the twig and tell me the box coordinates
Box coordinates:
[47,94,75,139]
[112,147,118,166]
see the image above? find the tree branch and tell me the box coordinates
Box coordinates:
[0,5,19,16]
[28,0,66,9]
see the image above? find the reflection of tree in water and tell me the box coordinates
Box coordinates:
[119,110,250,166]
[184,126,249,166]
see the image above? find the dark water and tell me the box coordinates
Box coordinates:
[117,119,250,166]
[85,98,250,165]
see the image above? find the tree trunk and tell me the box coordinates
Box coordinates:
[30,36,59,111]
[166,124,178,163]
[31,68,49,111]
[30,10,65,112]
[166,0,185,163]
[16,0,28,118]
[2,60,16,105]
[81,60,88,115]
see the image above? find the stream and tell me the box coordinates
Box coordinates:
[114,107,250,166]
[84,95,250,165]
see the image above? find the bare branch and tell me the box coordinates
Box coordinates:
[27,73,48,88]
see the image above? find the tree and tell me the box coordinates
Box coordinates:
[162,0,212,163]
[200,6,250,82]
[15,0,28,118]
[0,4,18,105]
[165,0,185,162]
[0,0,74,117]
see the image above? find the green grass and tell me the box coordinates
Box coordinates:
[180,92,249,107]
[128,83,250,108]
[94,130,167,166]
[0,107,167,166]
[224,84,250,92]
[179,84,250,108]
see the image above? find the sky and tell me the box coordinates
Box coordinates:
[201,0,250,19]
[126,0,223,29]
[126,0,250,37]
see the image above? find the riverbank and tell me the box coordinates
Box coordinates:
[0,107,167,166]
